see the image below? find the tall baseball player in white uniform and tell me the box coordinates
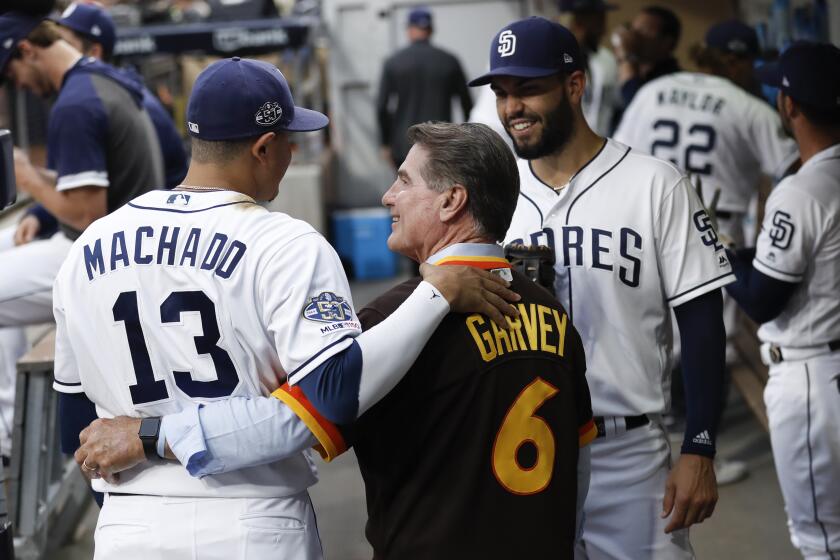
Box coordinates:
[56,58,519,559]
[725,42,840,560]
[470,17,733,559]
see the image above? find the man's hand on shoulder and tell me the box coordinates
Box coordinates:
[662,453,718,533]
[75,416,146,483]
[419,263,520,327]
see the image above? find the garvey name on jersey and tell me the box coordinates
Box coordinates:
[81,225,247,281]
[467,303,569,362]
[508,225,643,288]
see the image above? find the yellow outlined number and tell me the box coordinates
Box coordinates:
[492,378,559,495]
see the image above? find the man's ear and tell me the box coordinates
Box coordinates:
[16,39,34,60]
[251,132,276,162]
[567,69,587,106]
[439,184,469,222]
[777,93,797,122]
[89,43,104,60]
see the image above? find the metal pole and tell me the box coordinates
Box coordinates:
[0,460,17,560]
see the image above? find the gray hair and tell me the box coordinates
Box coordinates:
[406,122,519,241]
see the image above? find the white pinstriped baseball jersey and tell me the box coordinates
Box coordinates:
[53,189,361,498]
[614,72,798,213]
[504,138,734,418]
[754,143,840,347]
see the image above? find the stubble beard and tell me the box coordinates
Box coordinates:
[507,95,575,160]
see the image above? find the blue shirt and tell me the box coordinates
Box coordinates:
[47,57,163,239]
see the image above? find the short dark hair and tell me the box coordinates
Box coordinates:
[793,97,840,127]
[642,5,681,46]
[189,137,254,164]
[406,122,520,242]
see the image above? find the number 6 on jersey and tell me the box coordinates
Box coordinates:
[492,378,559,495]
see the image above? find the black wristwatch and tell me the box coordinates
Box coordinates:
[138,417,162,460]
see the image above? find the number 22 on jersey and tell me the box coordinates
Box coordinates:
[492,378,559,495]
[113,290,240,405]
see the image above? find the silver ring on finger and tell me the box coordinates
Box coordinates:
[82,458,98,472]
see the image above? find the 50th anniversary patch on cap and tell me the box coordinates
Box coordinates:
[256,101,283,126]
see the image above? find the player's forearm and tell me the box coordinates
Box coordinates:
[724,248,798,323]
[674,290,725,458]
[26,184,105,232]
[161,398,317,477]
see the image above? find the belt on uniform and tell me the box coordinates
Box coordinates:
[594,414,649,439]
[760,340,840,365]
[715,210,734,220]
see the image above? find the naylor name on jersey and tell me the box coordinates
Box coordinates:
[81,225,247,282]
[509,225,643,288]
[656,88,725,115]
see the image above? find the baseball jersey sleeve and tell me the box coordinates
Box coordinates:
[47,100,110,191]
[52,274,84,394]
[259,231,361,383]
[657,176,735,307]
[753,182,815,283]
[570,327,597,447]
[745,99,799,179]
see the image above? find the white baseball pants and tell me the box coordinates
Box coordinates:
[765,352,840,559]
[0,227,71,456]
[575,420,694,560]
[95,491,324,560]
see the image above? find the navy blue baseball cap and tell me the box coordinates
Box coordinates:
[186,57,329,141]
[0,12,43,78]
[558,0,617,13]
[407,7,432,28]
[57,3,117,59]
[469,17,583,87]
[756,41,840,111]
[705,20,759,57]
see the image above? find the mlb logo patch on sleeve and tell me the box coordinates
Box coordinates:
[303,292,360,334]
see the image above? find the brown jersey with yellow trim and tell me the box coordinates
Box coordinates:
[345,270,594,560]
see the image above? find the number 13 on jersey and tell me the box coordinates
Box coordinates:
[113,290,241,405]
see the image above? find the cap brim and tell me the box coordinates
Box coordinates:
[468,66,560,87]
[284,106,329,132]
[755,60,782,87]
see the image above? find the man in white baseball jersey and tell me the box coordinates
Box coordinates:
[55,58,518,559]
[726,42,840,560]
[470,17,733,559]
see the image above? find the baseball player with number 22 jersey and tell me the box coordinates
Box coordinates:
[471,17,733,559]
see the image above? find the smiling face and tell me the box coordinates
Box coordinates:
[491,73,575,160]
[381,144,448,263]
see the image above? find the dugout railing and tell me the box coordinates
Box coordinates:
[9,330,90,560]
